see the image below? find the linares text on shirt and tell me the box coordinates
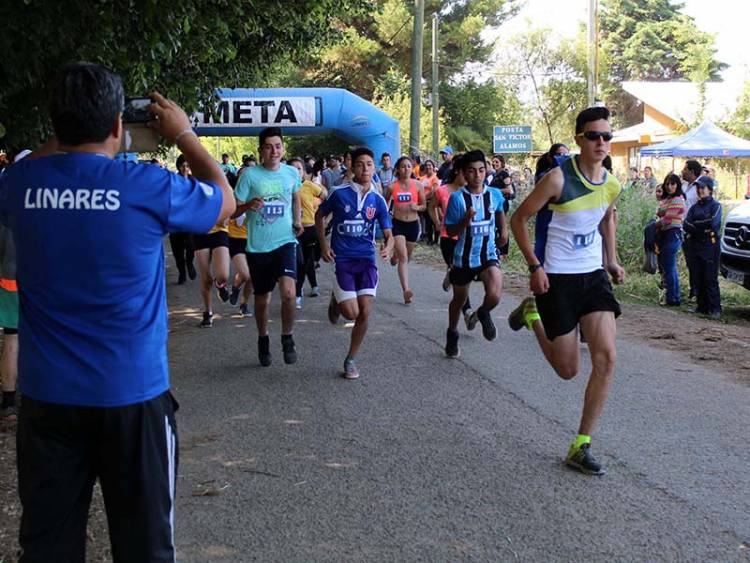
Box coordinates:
[24,188,121,211]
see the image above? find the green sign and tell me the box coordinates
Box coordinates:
[493,125,532,153]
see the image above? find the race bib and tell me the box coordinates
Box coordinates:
[572,230,596,249]
[337,219,367,237]
[261,202,285,223]
[396,193,412,203]
[470,219,492,237]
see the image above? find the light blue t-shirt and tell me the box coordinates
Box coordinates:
[444,186,504,268]
[235,163,301,253]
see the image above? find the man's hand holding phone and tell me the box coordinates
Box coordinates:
[146,92,194,144]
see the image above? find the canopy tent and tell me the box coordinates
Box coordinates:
[640,121,750,158]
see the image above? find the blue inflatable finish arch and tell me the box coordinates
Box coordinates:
[192,88,400,160]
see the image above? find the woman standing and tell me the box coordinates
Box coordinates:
[656,173,686,306]
[386,156,426,304]
[419,159,440,245]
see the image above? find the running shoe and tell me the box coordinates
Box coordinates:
[0,405,17,423]
[187,263,197,280]
[309,286,320,297]
[216,283,230,303]
[258,335,272,367]
[239,303,251,317]
[328,294,340,325]
[508,297,537,331]
[200,311,213,328]
[658,289,667,306]
[566,443,605,476]
[445,329,460,358]
[295,296,303,309]
[342,357,360,379]
[282,334,297,364]
[476,308,497,341]
[442,271,451,292]
[229,285,241,306]
[465,309,478,331]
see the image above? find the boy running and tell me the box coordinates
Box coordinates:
[509,106,624,476]
[315,147,394,379]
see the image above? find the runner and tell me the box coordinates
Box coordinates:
[419,159,440,245]
[168,155,197,284]
[428,155,475,326]
[227,210,253,318]
[385,156,425,304]
[234,127,302,366]
[443,150,507,358]
[193,161,231,327]
[289,157,327,308]
[315,147,394,379]
[508,106,625,476]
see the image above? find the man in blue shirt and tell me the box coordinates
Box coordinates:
[234,127,303,367]
[316,147,394,379]
[443,150,507,358]
[0,62,234,561]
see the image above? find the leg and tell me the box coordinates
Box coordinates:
[278,276,297,335]
[662,233,681,305]
[529,321,581,380]
[168,233,187,281]
[1,332,18,396]
[577,311,618,436]
[231,252,250,290]
[254,292,272,336]
[478,265,502,312]
[211,245,230,288]
[194,249,212,313]
[448,283,470,331]
[17,399,97,563]
[705,246,722,315]
[399,241,416,302]
[98,393,178,563]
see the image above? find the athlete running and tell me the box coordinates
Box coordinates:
[443,150,507,358]
[315,147,394,379]
[385,156,425,304]
[227,211,253,317]
[289,157,327,309]
[509,106,625,476]
[234,127,303,366]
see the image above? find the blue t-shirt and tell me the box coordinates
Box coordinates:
[318,183,392,262]
[0,153,223,407]
[234,163,301,253]
[444,187,504,268]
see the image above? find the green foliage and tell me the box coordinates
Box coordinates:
[600,0,726,125]
[0,0,369,151]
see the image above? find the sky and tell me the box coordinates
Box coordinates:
[493,0,749,85]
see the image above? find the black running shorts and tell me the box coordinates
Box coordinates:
[193,231,229,251]
[228,236,247,258]
[535,269,621,341]
[246,242,298,295]
[449,260,500,287]
[392,218,421,243]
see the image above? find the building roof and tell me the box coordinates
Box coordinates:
[621,81,741,125]
[611,121,674,144]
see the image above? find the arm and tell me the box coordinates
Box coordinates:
[495,210,508,247]
[510,168,563,294]
[315,207,334,262]
[411,185,427,212]
[445,209,475,237]
[599,202,625,284]
[292,191,303,235]
[147,92,235,222]
[379,229,395,260]
[428,191,442,231]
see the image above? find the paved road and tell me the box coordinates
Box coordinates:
[165,255,750,562]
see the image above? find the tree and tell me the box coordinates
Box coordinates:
[600,0,725,125]
[0,0,369,151]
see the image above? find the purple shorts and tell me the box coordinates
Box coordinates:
[334,259,379,303]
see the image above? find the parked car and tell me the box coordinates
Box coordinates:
[720,198,750,290]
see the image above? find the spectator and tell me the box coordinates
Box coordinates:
[335,150,354,186]
[0,62,234,560]
[655,173,686,306]
[168,154,197,284]
[643,166,657,190]
[626,166,641,189]
[681,159,703,300]
[419,159,440,244]
[321,154,343,189]
[436,146,453,181]
[378,152,395,191]
[684,176,722,318]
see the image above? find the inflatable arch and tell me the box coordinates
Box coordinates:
[192,88,400,160]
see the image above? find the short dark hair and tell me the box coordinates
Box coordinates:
[49,62,124,146]
[461,150,486,172]
[661,173,684,199]
[381,152,391,160]
[548,143,567,156]
[685,159,702,177]
[288,156,305,167]
[259,127,283,146]
[446,155,465,183]
[176,154,187,169]
[575,106,610,134]
[221,153,229,159]
[351,147,374,164]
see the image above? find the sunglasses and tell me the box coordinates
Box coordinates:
[576,131,614,142]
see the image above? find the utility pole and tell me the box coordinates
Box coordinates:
[431,13,439,157]
[409,0,425,156]
[587,0,599,107]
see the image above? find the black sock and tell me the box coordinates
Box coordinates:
[2,390,16,408]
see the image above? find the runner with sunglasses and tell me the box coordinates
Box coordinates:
[508,106,625,476]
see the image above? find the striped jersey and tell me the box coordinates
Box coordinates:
[444,187,504,268]
[541,157,621,274]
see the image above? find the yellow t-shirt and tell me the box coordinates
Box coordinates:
[299,180,323,226]
[227,216,247,239]
[208,223,229,234]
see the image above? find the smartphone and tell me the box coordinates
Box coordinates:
[123,97,155,124]
[121,123,159,153]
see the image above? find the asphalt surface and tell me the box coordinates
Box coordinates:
[165,253,750,562]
